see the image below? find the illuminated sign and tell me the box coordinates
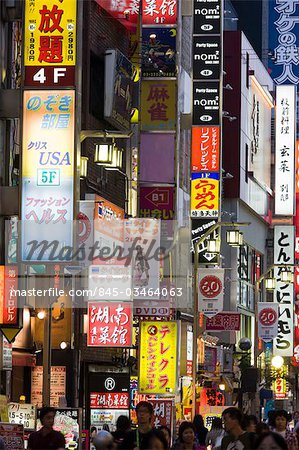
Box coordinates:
[191,172,219,218]
[141,80,176,131]
[192,127,220,172]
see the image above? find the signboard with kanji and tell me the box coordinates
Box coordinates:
[141,80,176,131]
[192,127,220,172]
[90,392,129,409]
[205,313,241,331]
[191,172,219,218]
[198,269,224,317]
[88,302,132,347]
[0,266,18,325]
[149,399,173,429]
[200,388,224,408]
[24,0,76,86]
[0,423,24,450]
[139,321,178,394]
[139,187,174,220]
[142,0,177,25]
[258,303,279,341]
[21,90,75,262]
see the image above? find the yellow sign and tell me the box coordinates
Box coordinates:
[139,321,178,394]
[24,0,76,66]
[141,81,176,131]
[273,377,287,399]
[191,173,219,218]
[22,90,75,261]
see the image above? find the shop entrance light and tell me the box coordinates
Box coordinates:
[111,146,123,169]
[226,229,243,246]
[280,268,294,284]
[265,275,276,291]
[94,143,113,165]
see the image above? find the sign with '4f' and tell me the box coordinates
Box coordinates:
[258,303,279,341]
[198,268,224,317]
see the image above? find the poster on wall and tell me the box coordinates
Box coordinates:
[142,28,176,78]
[31,366,66,407]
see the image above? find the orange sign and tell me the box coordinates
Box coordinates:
[192,127,220,172]
[200,388,225,408]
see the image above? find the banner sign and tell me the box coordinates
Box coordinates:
[205,312,240,331]
[201,388,224,407]
[275,85,296,215]
[24,0,76,86]
[31,366,66,407]
[142,28,176,78]
[0,266,18,325]
[0,423,23,450]
[193,36,221,80]
[192,127,220,172]
[21,90,75,261]
[90,392,129,409]
[142,0,177,25]
[193,0,221,34]
[88,302,132,347]
[141,80,176,131]
[193,81,220,125]
[139,321,178,394]
[273,377,287,399]
[258,303,279,341]
[294,141,299,363]
[149,399,173,429]
[198,268,224,317]
[191,172,219,218]
[274,226,295,356]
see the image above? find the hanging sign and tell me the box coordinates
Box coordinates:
[258,303,279,341]
[198,268,224,317]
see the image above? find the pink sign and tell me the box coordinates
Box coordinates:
[140,187,174,220]
[205,313,241,331]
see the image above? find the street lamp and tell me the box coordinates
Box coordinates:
[272,355,284,369]
[226,229,243,246]
[94,143,113,165]
[206,238,221,254]
[280,269,294,284]
[80,156,88,179]
[264,275,276,291]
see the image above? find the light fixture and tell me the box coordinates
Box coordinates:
[94,143,113,165]
[265,276,276,291]
[80,156,88,179]
[280,269,293,284]
[219,383,225,391]
[206,238,221,254]
[60,341,68,350]
[226,229,242,246]
[271,355,284,369]
[37,310,46,320]
[111,146,123,169]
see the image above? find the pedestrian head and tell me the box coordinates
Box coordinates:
[211,417,223,429]
[116,415,130,432]
[193,414,205,432]
[222,407,243,433]
[178,422,196,446]
[274,410,289,432]
[255,431,288,450]
[143,429,169,450]
[242,414,258,433]
[39,407,56,429]
[256,422,270,435]
[93,430,115,450]
[159,426,171,446]
[136,401,154,425]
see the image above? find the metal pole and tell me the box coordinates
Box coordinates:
[192,241,199,418]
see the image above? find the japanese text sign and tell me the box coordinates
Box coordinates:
[293,142,299,363]
[0,423,24,450]
[205,313,240,331]
[268,0,299,84]
[191,172,219,218]
[139,321,178,394]
[149,399,173,429]
[258,303,279,341]
[24,0,76,66]
[273,377,287,399]
[88,302,132,347]
[141,80,176,131]
[192,127,220,172]
[90,392,129,409]
[275,85,296,215]
[201,388,224,408]
[0,266,18,325]
[139,187,174,220]
[142,0,177,25]
[198,268,224,317]
[273,226,295,356]
[21,90,75,261]
[8,403,36,430]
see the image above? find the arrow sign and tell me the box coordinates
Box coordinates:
[144,188,170,207]
[0,327,22,343]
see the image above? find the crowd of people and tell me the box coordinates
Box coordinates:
[20,402,299,450]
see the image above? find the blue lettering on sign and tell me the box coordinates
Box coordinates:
[39,152,71,165]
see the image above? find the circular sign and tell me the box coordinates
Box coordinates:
[147,325,158,336]
[199,275,222,298]
[104,377,116,391]
[77,212,91,243]
[259,308,277,326]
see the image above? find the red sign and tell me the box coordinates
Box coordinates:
[201,388,225,407]
[88,302,132,347]
[205,313,241,331]
[149,399,173,429]
[0,266,18,325]
[90,392,129,409]
[95,0,138,29]
[192,127,220,172]
[259,308,277,326]
[142,0,177,24]
[199,275,222,298]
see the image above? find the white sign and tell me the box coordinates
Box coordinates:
[274,226,295,356]
[2,337,12,370]
[258,303,279,341]
[88,264,132,300]
[198,268,224,317]
[8,403,36,430]
[31,366,66,407]
[275,85,296,215]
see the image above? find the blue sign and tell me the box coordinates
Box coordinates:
[142,27,176,77]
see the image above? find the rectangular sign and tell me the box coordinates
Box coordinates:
[275,85,296,215]
[142,28,176,78]
[141,80,176,131]
[192,127,220,172]
[21,90,75,261]
[88,302,132,347]
[149,399,173,429]
[88,265,132,300]
[139,186,174,220]
[274,377,287,399]
[274,226,295,356]
[191,219,219,264]
[193,36,221,80]
[198,268,224,317]
[0,266,18,325]
[191,172,219,218]
[139,321,178,394]
[31,366,66,407]
[205,313,241,331]
[142,0,177,25]
[193,81,220,125]
[90,392,129,409]
[193,0,221,35]
[258,303,279,341]
[0,423,24,450]
[294,141,299,363]
[8,403,36,430]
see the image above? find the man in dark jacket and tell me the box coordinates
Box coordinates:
[120,401,154,450]
[28,407,65,450]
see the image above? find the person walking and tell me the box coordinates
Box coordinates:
[220,407,253,450]
[172,422,200,450]
[193,415,208,449]
[112,415,131,448]
[205,417,225,450]
[272,410,298,450]
[120,401,154,450]
[28,407,65,450]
